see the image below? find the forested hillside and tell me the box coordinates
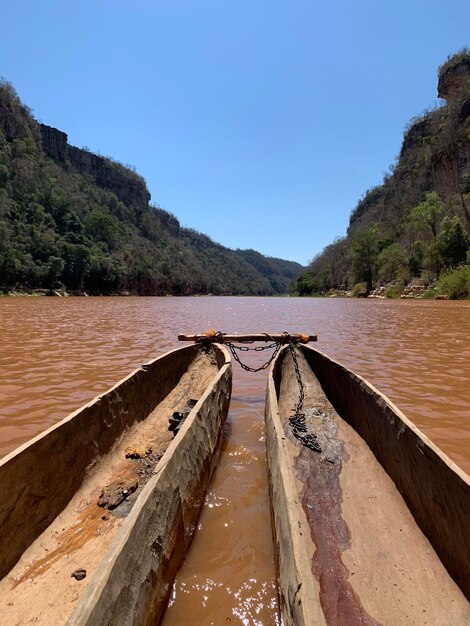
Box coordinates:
[0,81,303,295]
[291,50,470,299]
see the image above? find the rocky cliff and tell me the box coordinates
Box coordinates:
[438,50,470,101]
[348,52,470,235]
[292,49,470,297]
[39,124,67,163]
[40,124,150,208]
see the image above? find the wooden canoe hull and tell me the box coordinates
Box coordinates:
[266,344,470,625]
[0,343,232,625]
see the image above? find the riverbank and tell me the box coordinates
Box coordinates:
[1,289,133,297]
[294,264,470,300]
[1,289,68,297]
[320,273,470,300]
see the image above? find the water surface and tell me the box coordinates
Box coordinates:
[1,296,469,624]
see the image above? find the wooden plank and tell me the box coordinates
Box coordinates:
[178,333,317,343]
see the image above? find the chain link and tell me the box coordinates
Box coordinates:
[196,333,320,452]
[225,340,281,372]
[288,342,322,453]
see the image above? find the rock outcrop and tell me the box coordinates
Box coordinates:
[40,125,67,163]
[400,117,433,158]
[293,49,470,298]
[40,124,150,208]
[438,54,470,101]
[67,146,150,207]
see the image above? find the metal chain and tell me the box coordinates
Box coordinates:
[225,340,281,373]
[196,332,281,372]
[288,342,322,453]
[196,333,321,453]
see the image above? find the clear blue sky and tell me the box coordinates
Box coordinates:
[1,1,469,265]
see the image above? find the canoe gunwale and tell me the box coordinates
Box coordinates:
[265,366,326,626]
[265,348,326,626]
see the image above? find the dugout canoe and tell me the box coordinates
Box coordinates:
[0,343,232,625]
[266,343,470,626]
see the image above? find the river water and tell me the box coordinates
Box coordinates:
[0,296,469,624]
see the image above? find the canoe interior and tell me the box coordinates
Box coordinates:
[267,345,470,625]
[299,345,470,600]
[0,343,232,625]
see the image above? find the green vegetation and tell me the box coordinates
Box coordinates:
[350,282,367,298]
[436,265,470,299]
[418,287,437,299]
[291,50,470,299]
[0,80,303,295]
[384,283,402,298]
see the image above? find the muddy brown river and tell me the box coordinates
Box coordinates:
[0,296,469,624]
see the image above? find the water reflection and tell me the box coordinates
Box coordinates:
[162,384,280,626]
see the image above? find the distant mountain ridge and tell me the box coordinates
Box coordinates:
[0,81,304,295]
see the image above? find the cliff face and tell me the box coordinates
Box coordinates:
[293,50,470,296]
[438,56,470,101]
[349,54,470,236]
[39,124,67,162]
[40,124,150,208]
[399,117,433,158]
[67,146,150,208]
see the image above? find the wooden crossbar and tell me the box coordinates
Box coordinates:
[178,333,317,343]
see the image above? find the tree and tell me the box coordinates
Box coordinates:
[289,271,322,296]
[378,243,408,283]
[437,216,469,267]
[351,227,379,292]
[44,256,64,289]
[84,209,119,250]
[409,192,443,241]
[84,254,124,294]
[61,242,90,290]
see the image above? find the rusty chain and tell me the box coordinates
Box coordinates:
[197,331,282,373]
[196,332,321,452]
[288,342,322,453]
[225,340,281,373]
